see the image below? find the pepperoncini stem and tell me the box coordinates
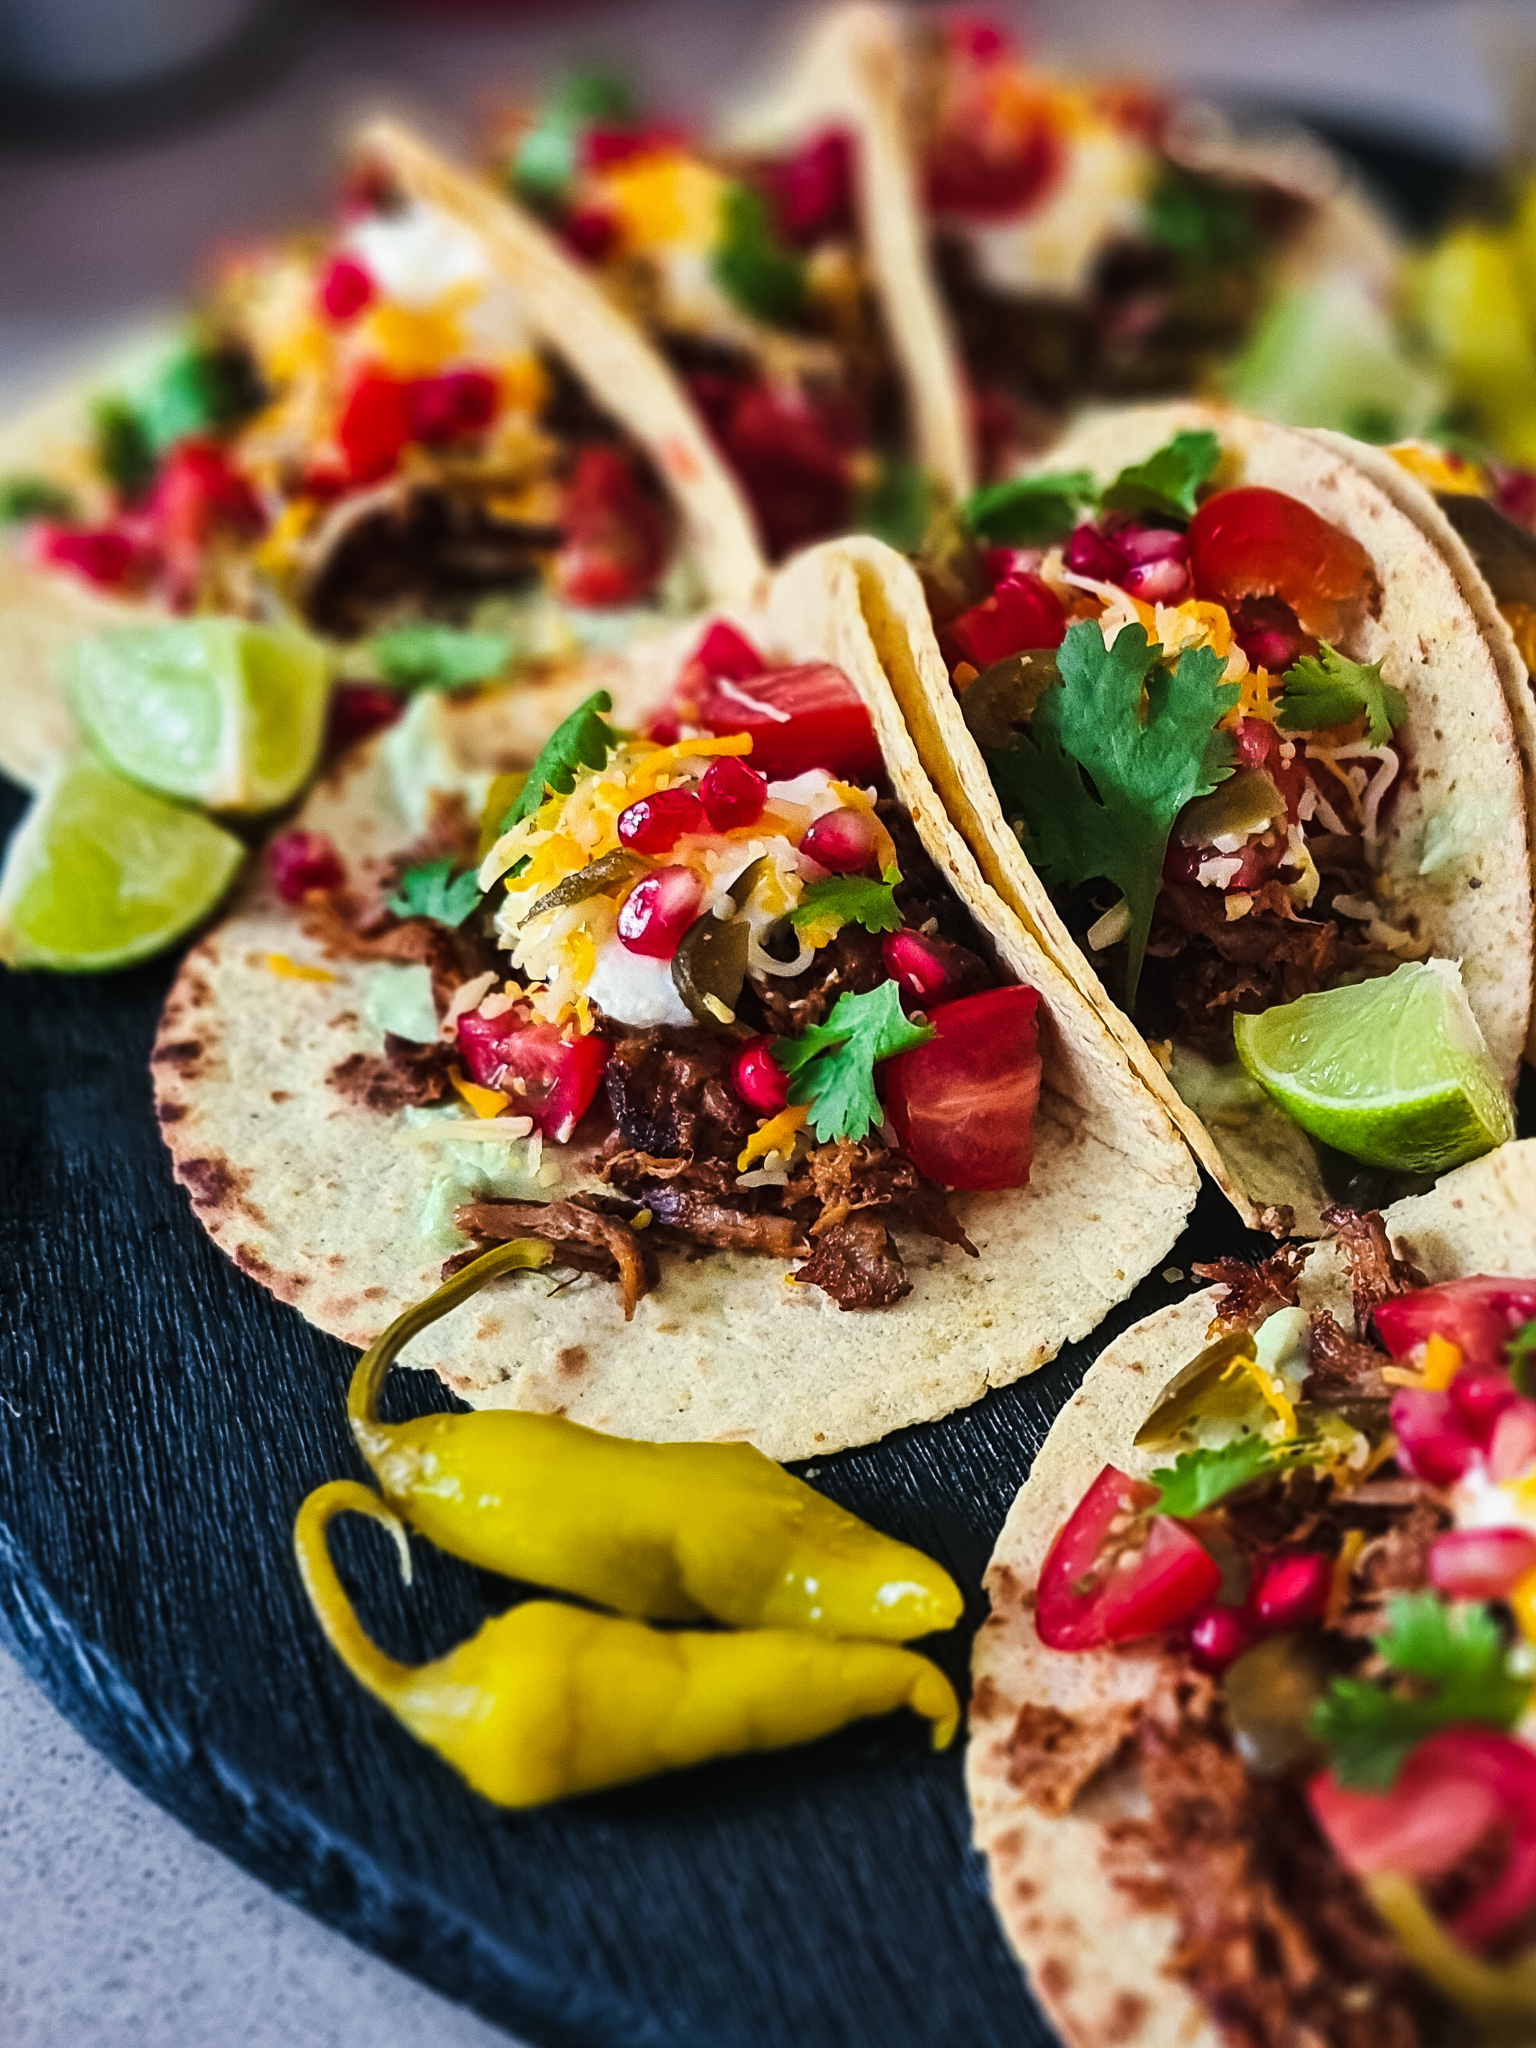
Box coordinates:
[1366,1872,1536,2028]
[347,1237,553,1431]
[292,1483,960,1806]
[293,1480,417,1704]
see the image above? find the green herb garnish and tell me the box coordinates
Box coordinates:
[789,868,903,937]
[1149,1435,1280,1516]
[497,690,623,837]
[856,458,932,553]
[386,859,483,929]
[1509,1317,1536,1395]
[1311,1591,1531,1790]
[370,623,512,693]
[1100,429,1221,521]
[92,396,154,500]
[988,621,1238,1008]
[712,184,806,325]
[963,470,1097,547]
[1277,643,1408,746]
[511,68,636,204]
[1145,167,1260,273]
[0,475,75,522]
[773,981,933,1143]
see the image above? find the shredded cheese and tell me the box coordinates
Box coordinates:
[262,952,336,983]
[1422,1333,1464,1391]
[1221,1354,1298,1439]
[738,1103,809,1173]
[451,1069,511,1119]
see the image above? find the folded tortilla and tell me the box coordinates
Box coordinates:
[840,403,1534,1233]
[151,540,1199,1461]
[965,1137,1536,2048]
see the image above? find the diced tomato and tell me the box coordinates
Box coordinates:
[1310,1728,1536,1951]
[327,684,403,752]
[32,520,149,590]
[403,370,498,445]
[316,254,376,323]
[949,575,1066,668]
[1375,1278,1536,1374]
[693,661,882,782]
[926,104,1062,220]
[1187,487,1376,638]
[556,444,669,608]
[579,123,685,173]
[148,439,265,602]
[1389,1387,1483,1485]
[267,829,344,904]
[1035,1464,1220,1652]
[765,127,853,245]
[1428,1527,1536,1601]
[880,984,1040,1192]
[335,369,412,485]
[457,1011,608,1144]
[693,620,766,684]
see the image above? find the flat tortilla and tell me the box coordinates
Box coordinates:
[151,540,1198,1461]
[844,403,1534,1233]
[967,1138,1536,2048]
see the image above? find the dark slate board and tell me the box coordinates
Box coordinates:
[0,125,1507,2048]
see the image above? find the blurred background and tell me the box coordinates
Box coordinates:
[1,0,1532,403]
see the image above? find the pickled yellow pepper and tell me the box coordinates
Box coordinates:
[348,1238,963,1641]
[294,1480,960,1808]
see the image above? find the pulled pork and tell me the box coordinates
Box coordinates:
[452,1196,648,1321]
[793,1215,911,1310]
[1322,1207,1429,1339]
[1194,1242,1311,1330]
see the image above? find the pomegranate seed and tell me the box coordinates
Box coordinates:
[617,788,704,855]
[981,545,1044,587]
[1450,1365,1518,1444]
[328,684,402,751]
[1186,1603,1254,1674]
[1490,1399,1536,1481]
[335,370,410,484]
[561,203,620,262]
[1429,1527,1536,1601]
[1248,1552,1331,1632]
[1064,524,1127,582]
[403,370,498,445]
[1391,1386,1481,1485]
[732,1039,789,1116]
[800,806,877,875]
[34,522,145,589]
[317,254,376,323]
[1230,595,1304,674]
[617,865,702,957]
[698,756,766,832]
[268,829,344,904]
[1123,556,1193,604]
[766,128,853,246]
[1115,523,1188,566]
[882,929,961,1003]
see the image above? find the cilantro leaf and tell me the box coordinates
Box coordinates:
[789,869,902,936]
[773,982,933,1143]
[1149,1435,1278,1516]
[1277,643,1408,746]
[964,470,1098,547]
[511,68,635,203]
[91,396,154,500]
[1311,1591,1531,1790]
[856,458,931,553]
[370,623,512,693]
[988,621,1238,1008]
[1101,430,1221,520]
[712,184,805,325]
[0,475,75,522]
[498,690,622,836]
[387,859,483,928]
[1145,168,1260,273]
[1508,1316,1536,1395]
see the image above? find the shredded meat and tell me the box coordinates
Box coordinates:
[1342,1500,1453,1633]
[1193,1243,1312,1329]
[328,1035,452,1113]
[793,1215,910,1309]
[1321,1208,1429,1338]
[1303,1311,1394,1404]
[454,1197,648,1321]
[1102,1659,1435,2048]
[303,879,493,1015]
[1146,883,1345,1060]
[601,1027,751,1161]
[789,1137,976,1253]
[627,1185,807,1258]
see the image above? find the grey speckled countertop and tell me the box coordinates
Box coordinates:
[0,2,1525,2041]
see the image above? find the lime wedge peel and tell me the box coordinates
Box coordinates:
[0,753,245,973]
[1233,960,1515,1174]
[69,618,329,814]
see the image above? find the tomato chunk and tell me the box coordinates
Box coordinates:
[693,661,882,783]
[1374,1277,1536,1373]
[881,984,1040,1192]
[1035,1464,1220,1652]
[456,1012,607,1144]
[1187,486,1376,638]
[949,574,1066,668]
[556,445,669,608]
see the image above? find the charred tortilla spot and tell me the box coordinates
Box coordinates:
[1004,1700,1139,1817]
[362,1285,385,1301]
[177,1153,251,1215]
[557,1345,590,1379]
[1039,1958,1072,2001]
[270,1090,291,1103]
[156,1102,186,1124]
[153,1038,204,1070]
[233,1244,272,1281]
[1101,1992,1149,2044]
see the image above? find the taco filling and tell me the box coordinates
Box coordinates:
[1021,1228,1536,2043]
[920,422,1513,1206]
[2,168,683,653]
[289,624,1040,1314]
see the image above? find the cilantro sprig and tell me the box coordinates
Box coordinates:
[387,859,483,929]
[789,869,902,937]
[0,475,76,522]
[369,623,512,693]
[1149,1435,1281,1516]
[712,184,806,325]
[960,430,1220,545]
[1277,643,1408,746]
[988,621,1238,1009]
[1311,1591,1531,1790]
[773,982,932,1143]
[1508,1317,1536,1395]
[498,690,623,837]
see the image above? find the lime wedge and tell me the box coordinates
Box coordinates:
[70,619,329,813]
[1232,960,1515,1173]
[0,753,244,972]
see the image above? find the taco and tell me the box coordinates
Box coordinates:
[149,541,1199,1461]
[0,123,762,794]
[968,1139,1536,2048]
[480,1,970,558]
[839,402,1532,1233]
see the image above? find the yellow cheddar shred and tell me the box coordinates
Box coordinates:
[451,1069,511,1119]
[1422,1332,1463,1391]
[737,1103,809,1173]
[262,952,336,984]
